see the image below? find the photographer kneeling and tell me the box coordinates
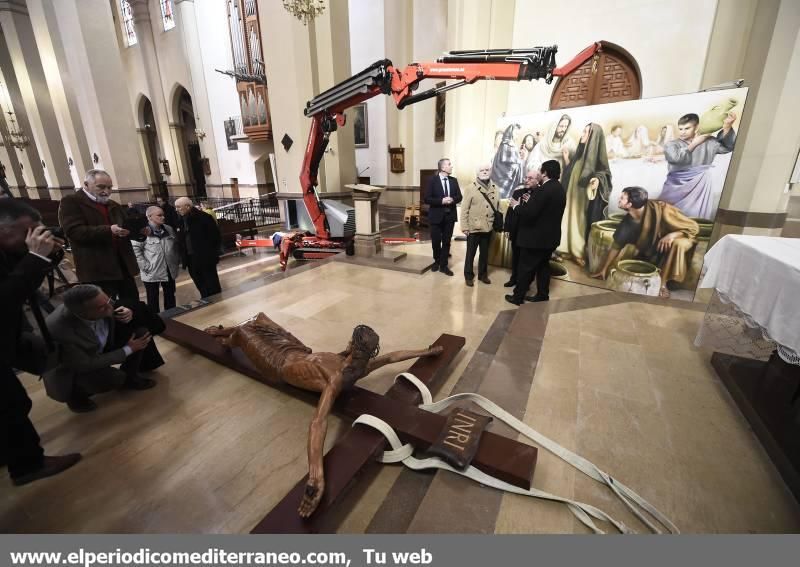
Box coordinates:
[43,285,160,413]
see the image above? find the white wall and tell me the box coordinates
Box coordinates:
[506,0,719,115]
[412,0,447,176]
[348,0,388,185]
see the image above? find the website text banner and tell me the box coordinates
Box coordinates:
[1,535,796,567]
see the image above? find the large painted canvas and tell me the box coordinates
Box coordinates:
[489,88,748,300]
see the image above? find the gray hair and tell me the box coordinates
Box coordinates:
[63,284,103,315]
[437,158,451,172]
[84,169,111,184]
[476,163,492,174]
[174,197,193,207]
[145,206,163,218]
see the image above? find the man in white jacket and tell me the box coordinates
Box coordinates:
[132,206,181,312]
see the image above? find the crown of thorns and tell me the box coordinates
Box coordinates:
[352,324,380,358]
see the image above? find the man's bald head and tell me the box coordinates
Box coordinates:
[174,197,193,216]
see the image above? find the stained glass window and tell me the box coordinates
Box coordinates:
[161,0,176,31]
[120,0,137,46]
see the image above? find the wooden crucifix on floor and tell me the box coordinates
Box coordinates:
[162,314,538,533]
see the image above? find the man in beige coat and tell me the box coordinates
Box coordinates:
[461,164,500,286]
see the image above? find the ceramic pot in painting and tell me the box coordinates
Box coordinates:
[586,220,620,273]
[609,259,661,297]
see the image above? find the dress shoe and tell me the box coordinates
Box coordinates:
[430,263,440,272]
[525,295,549,303]
[504,295,522,306]
[12,454,82,487]
[479,275,492,285]
[67,397,97,413]
[503,280,516,288]
[465,279,474,287]
[122,377,157,391]
[440,268,454,276]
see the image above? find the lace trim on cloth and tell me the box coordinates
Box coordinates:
[694,290,800,366]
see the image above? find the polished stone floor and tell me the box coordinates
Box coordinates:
[3,236,799,533]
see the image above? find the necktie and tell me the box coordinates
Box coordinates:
[443,178,449,198]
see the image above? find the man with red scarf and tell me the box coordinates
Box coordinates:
[58,170,144,304]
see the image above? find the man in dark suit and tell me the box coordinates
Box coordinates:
[505,160,567,305]
[424,158,462,275]
[58,169,146,305]
[0,199,81,486]
[503,169,542,288]
[174,197,222,298]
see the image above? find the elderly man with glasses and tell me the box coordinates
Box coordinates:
[42,284,158,413]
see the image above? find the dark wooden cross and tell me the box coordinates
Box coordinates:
[162,318,538,533]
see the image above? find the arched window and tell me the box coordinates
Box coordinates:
[120,0,137,47]
[550,42,641,110]
[161,0,176,31]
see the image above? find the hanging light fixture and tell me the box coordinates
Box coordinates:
[5,111,30,150]
[282,0,326,26]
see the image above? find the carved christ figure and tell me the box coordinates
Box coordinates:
[206,313,443,517]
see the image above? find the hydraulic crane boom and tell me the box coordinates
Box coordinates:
[284,42,601,265]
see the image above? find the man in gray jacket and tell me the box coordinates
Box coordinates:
[43,285,155,413]
[132,206,181,313]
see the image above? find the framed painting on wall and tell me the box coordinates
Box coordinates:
[353,103,368,148]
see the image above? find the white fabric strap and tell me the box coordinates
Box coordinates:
[356,372,679,534]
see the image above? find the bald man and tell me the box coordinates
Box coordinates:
[174,197,222,299]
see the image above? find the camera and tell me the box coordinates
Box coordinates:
[45,226,65,239]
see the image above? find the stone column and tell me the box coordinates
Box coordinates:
[0,0,74,198]
[0,26,47,197]
[384,0,415,187]
[129,0,187,197]
[701,0,800,238]
[26,0,92,192]
[310,0,357,197]
[50,0,149,201]
[174,0,223,190]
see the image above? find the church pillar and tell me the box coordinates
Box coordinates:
[0,129,24,196]
[0,0,74,199]
[701,0,800,239]
[259,1,316,200]
[49,0,149,201]
[129,0,186,197]
[383,0,415,187]
[174,0,223,191]
[26,0,92,194]
[310,0,357,196]
[445,0,516,182]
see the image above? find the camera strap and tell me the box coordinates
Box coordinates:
[28,294,55,352]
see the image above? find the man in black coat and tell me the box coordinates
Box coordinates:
[505,160,567,305]
[174,197,222,299]
[424,158,463,275]
[503,169,542,288]
[0,199,81,486]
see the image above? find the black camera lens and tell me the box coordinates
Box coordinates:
[45,226,65,239]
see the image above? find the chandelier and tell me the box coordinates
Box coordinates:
[5,111,30,150]
[282,0,326,26]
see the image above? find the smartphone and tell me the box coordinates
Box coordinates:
[133,327,149,339]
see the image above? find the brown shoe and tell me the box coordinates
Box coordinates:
[465,279,474,287]
[12,454,82,487]
[479,275,492,285]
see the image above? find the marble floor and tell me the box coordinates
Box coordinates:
[3,237,799,533]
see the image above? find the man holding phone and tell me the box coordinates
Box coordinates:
[43,284,157,413]
[58,169,148,305]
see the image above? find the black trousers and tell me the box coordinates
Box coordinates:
[144,274,176,313]
[188,258,221,299]
[513,247,554,301]
[510,240,521,284]
[1,366,44,479]
[464,232,491,280]
[430,217,455,269]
